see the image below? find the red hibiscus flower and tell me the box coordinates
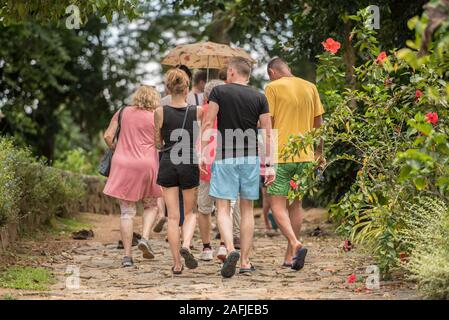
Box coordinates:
[289,180,298,189]
[375,51,387,64]
[347,274,357,284]
[426,112,438,125]
[415,89,423,99]
[321,38,341,54]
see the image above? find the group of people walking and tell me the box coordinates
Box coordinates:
[103,56,325,278]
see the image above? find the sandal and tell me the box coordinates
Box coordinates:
[171,265,184,275]
[239,263,256,274]
[221,251,240,278]
[180,247,198,269]
[291,246,308,271]
[153,216,167,233]
[282,262,292,268]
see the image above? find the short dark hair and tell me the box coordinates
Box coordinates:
[267,57,288,72]
[175,64,192,81]
[218,68,227,81]
[193,70,207,85]
[228,57,252,77]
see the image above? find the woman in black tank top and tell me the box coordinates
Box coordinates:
[154,68,203,274]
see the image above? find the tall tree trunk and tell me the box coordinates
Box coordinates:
[207,10,233,44]
[204,10,234,78]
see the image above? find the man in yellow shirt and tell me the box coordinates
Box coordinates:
[265,57,325,271]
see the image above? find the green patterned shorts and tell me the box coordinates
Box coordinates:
[267,162,313,197]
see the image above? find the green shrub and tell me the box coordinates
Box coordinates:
[0,138,21,225]
[284,5,449,277]
[0,136,86,227]
[400,196,449,299]
[53,148,96,175]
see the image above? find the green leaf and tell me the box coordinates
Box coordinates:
[413,177,427,190]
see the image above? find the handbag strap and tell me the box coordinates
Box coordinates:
[194,93,199,105]
[160,105,191,153]
[112,106,127,143]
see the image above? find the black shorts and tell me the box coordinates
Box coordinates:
[157,158,199,190]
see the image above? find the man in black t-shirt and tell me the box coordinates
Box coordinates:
[200,57,275,278]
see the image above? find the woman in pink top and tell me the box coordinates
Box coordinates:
[103,85,162,267]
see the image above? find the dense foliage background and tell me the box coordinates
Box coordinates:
[284,2,449,298]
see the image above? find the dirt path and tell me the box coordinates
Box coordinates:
[0,209,419,300]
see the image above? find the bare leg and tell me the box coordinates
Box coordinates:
[142,199,158,240]
[284,199,303,264]
[231,198,240,239]
[216,199,234,253]
[198,213,211,245]
[239,199,255,268]
[270,195,302,259]
[163,187,182,271]
[261,187,272,230]
[157,197,166,218]
[119,200,137,258]
[181,188,197,250]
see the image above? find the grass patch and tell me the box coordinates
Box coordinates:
[0,267,55,290]
[19,215,93,241]
[2,293,17,300]
[49,216,92,235]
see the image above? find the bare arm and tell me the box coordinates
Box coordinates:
[259,112,275,185]
[104,117,118,150]
[199,101,218,174]
[201,101,217,152]
[197,105,203,123]
[313,115,325,165]
[154,107,164,150]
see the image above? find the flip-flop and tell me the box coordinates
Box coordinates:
[172,265,184,275]
[180,247,198,269]
[153,217,167,233]
[239,263,256,274]
[221,251,240,278]
[282,262,292,268]
[291,247,308,271]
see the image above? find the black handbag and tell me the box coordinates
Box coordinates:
[98,107,126,177]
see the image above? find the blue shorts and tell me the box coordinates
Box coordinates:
[210,156,260,200]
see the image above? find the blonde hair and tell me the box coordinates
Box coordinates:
[204,79,225,101]
[132,85,161,111]
[165,68,190,95]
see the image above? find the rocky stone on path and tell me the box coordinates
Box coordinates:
[72,229,94,240]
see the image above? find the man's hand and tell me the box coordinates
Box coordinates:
[264,166,276,186]
[199,155,209,176]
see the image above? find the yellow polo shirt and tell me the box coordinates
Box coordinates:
[265,76,324,163]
